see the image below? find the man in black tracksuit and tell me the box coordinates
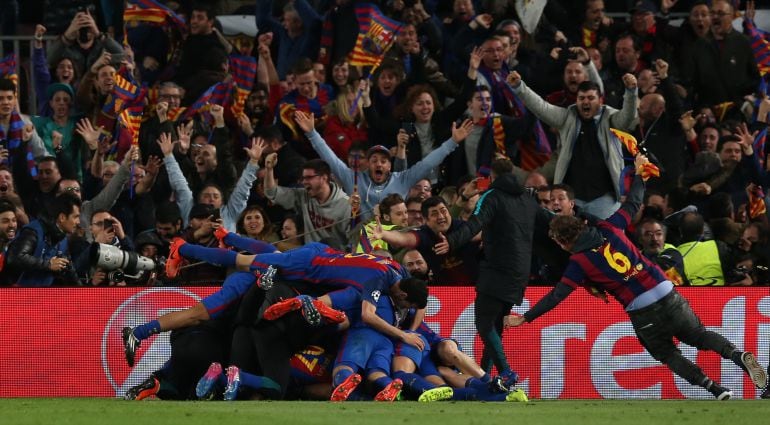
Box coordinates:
[436,158,545,386]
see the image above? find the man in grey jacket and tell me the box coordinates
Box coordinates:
[508,70,638,219]
[293,110,474,221]
[264,155,350,245]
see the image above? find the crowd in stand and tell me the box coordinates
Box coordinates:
[1,0,770,289]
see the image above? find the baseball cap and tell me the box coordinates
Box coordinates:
[630,0,657,14]
[366,145,392,161]
[189,203,216,220]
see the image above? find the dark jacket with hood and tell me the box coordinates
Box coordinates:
[446,172,543,304]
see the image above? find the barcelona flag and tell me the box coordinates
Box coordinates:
[0,53,18,90]
[749,184,767,219]
[118,105,144,147]
[610,128,660,183]
[348,4,402,67]
[228,53,257,116]
[180,81,233,121]
[124,0,186,32]
[745,19,770,76]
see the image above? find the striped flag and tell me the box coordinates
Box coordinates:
[180,81,233,121]
[0,53,18,92]
[745,19,770,76]
[348,3,402,67]
[228,53,257,117]
[610,128,660,182]
[278,103,300,140]
[124,0,186,32]
[748,185,767,219]
[118,105,144,146]
[754,126,768,167]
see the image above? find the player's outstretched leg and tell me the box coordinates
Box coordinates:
[215,227,277,254]
[196,362,225,400]
[166,237,241,278]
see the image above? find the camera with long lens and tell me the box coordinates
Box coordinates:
[90,243,163,282]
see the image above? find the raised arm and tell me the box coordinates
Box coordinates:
[608,73,639,130]
[158,132,193,226]
[361,300,425,350]
[508,71,570,129]
[295,110,355,192]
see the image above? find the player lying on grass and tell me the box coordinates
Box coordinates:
[505,155,768,400]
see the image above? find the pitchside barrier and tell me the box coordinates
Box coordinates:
[1,286,768,399]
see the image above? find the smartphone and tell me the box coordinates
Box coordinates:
[211,209,221,221]
[400,122,416,135]
[476,177,491,192]
[103,219,114,232]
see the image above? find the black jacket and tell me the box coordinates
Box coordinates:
[446,173,543,304]
[5,216,78,285]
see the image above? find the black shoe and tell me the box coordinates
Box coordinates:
[708,382,733,400]
[125,375,159,400]
[761,386,770,399]
[122,327,140,367]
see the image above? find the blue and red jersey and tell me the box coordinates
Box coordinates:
[562,209,669,307]
[250,242,405,297]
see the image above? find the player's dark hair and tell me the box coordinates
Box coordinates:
[258,125,284,144]
[399,277,428,309]
[679,212,705,242]
[421,196,447,218]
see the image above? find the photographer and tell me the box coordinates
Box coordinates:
[5,193,80,287]
[74,210,134,286]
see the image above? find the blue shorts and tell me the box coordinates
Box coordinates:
[394,331,440,377]
[335,327,393,375]
[201,271,256,317]
[327,287,361,311]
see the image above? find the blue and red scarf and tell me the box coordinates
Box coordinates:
[1,109,37,178]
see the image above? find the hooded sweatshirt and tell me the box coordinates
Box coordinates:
[266,182,351,244]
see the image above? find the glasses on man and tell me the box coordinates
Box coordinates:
[63,186,80,193]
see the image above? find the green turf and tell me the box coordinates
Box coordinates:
[1,399,769,425]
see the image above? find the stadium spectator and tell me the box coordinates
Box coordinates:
[0,199,17,285]
[406,196,425,227]
[256,0,322,80]
[297,107,473,221]
[322,84,367,161]
[46,8,124,78]
[275,214,304,252]
[508,70,638,219]
[371,196,480,286]
[637,217,688,286]
[676,211,732,286]
[264,154,350,245]
[5,193,81,286]
[235,204,279,244]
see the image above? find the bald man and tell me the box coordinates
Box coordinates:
[631,59,686,193]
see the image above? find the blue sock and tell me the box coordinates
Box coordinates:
[133,320,161,340]
[480,373,491,382]
[239,370,280,392]
[224,233,276,254]
[333,369,355,388]
[451,387,476,400]
[393,371,435,393]
[372,376,392,392]
[465,377,487,390]
[345,389,370,401]
[179,244,238,267]
[474,389,508,401]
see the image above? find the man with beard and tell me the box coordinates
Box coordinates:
[508,69,638,219]
[637,218,687,286]
[264,154,350,245]
[0,199,18,285]
[296,110,473,221]
[545,49,604,108]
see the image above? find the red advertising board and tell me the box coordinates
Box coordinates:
[0,287,768,399]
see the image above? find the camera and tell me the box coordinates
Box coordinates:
[90,243,162,280]
[103,218,114,232]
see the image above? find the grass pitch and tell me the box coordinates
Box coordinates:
[1,399,769,425]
